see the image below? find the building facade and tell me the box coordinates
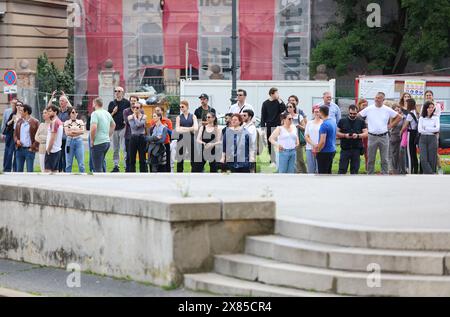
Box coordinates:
[0,0,71,114]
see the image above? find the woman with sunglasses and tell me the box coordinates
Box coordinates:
[175,100,198,172]
[286,102,306,173]
[147,112,168,172]
[269,112,299,173]
[196,112,222,173]
[63,107,86,173]
[127,102,148,173]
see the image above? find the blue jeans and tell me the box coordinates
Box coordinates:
[306,149,318,174]
[16,147,35,172]
[91,142,110,173]
[65,137,85,173]
[278,149,296,173]
[3,133,15,172]
[88,134,106,172]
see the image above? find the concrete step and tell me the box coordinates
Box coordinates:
[276,216,450,251]
[245,235,450,275]
[214,254,450,297]
[184,273,343,297]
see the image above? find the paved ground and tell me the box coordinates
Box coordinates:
[1,173,450,230]
[0,259,211,297]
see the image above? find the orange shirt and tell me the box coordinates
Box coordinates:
[147,117,173,144]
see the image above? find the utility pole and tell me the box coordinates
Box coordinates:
[230,0,237,105]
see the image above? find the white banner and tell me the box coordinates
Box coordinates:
[404,80,426,105]
[359,78,396,100]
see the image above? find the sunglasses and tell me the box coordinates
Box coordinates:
[287,106,294,108]
[71,111,77,114]
[132,106,139,109]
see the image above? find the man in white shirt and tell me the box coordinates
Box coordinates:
[242,109,257,172]
[228,89,254,114]
[358,92,402,175]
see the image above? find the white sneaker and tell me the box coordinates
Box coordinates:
[270,162,276,168]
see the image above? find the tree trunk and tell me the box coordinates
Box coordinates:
[382,0,408,74]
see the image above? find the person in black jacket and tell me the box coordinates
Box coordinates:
[337,105,368,174]
[261,87,286,164]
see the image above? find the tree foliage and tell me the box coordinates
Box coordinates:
[37,53,74,106]
[310,0,450,76]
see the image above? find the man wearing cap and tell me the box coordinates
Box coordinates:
[194,93,216,127]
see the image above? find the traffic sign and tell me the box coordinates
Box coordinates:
[3,70,17,86]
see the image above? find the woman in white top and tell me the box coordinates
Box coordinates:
[400,99,419,174]
[418,101,440,174]
[286,102,306,173]
[304,106,323,174]
[269,112,299,173]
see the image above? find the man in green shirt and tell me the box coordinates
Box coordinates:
[90,97,115,172]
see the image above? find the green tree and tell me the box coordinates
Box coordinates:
[310,0,450,76]
[37,53,74,108]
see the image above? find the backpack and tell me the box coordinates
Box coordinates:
[409,112,420,146]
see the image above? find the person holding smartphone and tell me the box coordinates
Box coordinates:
[336,105,368,174]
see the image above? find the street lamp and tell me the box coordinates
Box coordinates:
[230,0,237,105]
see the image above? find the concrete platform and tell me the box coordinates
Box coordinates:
[0,173,449,229]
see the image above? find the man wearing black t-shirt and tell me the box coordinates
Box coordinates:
[261,87,286,164]
[108,86,131,172]
[337,105,368,174]
[194,93,216,126]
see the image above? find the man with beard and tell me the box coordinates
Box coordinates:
[337,105,368,174]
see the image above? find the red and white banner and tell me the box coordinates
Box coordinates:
[239,0,275,80]
[74,0,311,103]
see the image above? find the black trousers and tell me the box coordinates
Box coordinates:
[177,135,196,173]
[129,135,147,173]
[125,138,131,172]
[58,139,66,172]
[338,148,361,174]
[317,152,335,174]
[407,130,419,174]
[165,143,171,172]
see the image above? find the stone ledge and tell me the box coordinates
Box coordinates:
[0,184,275,223]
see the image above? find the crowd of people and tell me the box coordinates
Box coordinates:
[0,86,443,175]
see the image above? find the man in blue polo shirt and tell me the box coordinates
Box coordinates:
[314,106,337,174]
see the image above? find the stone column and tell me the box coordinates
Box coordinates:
[98,59,120,108]
[16,59,38,118]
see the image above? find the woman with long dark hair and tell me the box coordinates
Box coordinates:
[418,101,439,174]
[400,99,419,174]
[399,92,412,114]
[196,112,221,173]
